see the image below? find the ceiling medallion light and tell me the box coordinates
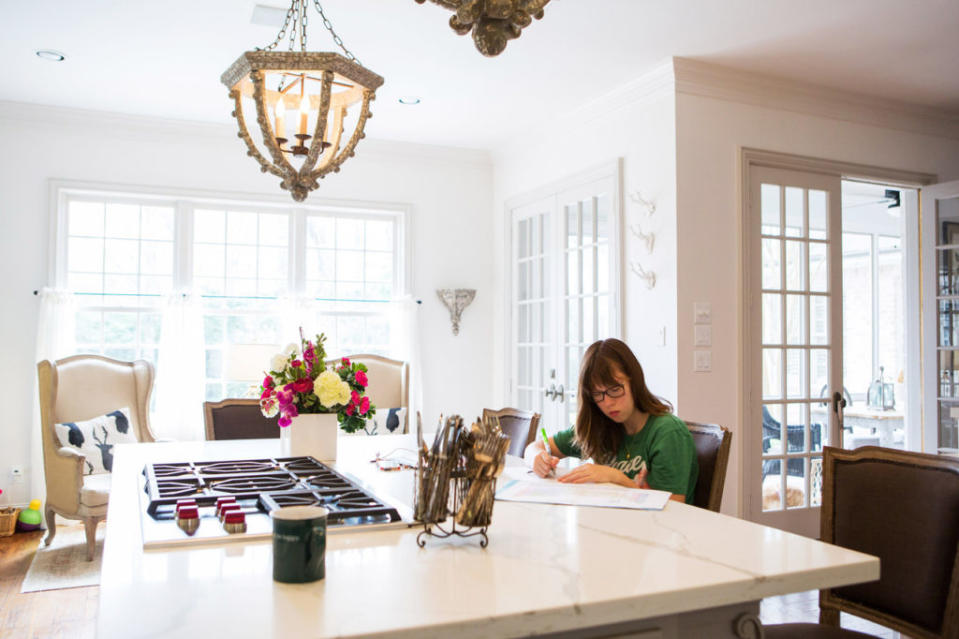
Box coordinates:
[413,0,551,57]
[221,0,384,201]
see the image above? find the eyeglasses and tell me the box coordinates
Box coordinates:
[590,384,626,403]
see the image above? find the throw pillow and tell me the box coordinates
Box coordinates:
[369,407,407,435]
[54,407,137,475]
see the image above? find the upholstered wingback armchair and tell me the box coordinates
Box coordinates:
[37,355,157,560]
[327,354,409,432]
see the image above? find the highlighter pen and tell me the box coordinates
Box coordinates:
[540,427,555,477]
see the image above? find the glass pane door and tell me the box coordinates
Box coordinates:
[750,166,842,537]
[512,198,555,422]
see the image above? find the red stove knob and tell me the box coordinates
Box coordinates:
[223,511,246,534]
[175,500,197,513]
[219,504,242,521]
[215,497,236,516]
[175,506,200,535]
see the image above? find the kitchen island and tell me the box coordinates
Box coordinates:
[98,435,878,638]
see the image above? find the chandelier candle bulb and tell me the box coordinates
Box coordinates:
[298,92,308,135]
[274,99,286,140]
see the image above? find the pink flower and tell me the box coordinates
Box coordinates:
[263,375,275,388]
[293,378,313,393]
[341,357,351,367]
[355,370,368,388]
[260,388,273,401]
[303,343,316,363]
[345,402,355,416]
[359,397,370,415]
[291,359,303,369]
[277,389,294,407]
[278,415,291,428]
[351,390,360,404]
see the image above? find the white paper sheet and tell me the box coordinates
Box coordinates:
[495,465,672,511]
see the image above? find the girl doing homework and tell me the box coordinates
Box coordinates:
[524,338,698,503]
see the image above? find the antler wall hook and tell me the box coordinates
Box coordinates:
[630,224,655,254]
[629,262,657,290]
[437,288,476,335]
[629,190,656,216]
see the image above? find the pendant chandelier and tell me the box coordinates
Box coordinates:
[413,0,552,57]
[221,0,384,201]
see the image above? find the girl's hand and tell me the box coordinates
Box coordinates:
[558,463,620,485]
[634,467,650,489]
[532,450,559,478]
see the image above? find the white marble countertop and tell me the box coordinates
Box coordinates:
[97,436,878,638]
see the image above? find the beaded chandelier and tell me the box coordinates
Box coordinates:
[221,1,383,201]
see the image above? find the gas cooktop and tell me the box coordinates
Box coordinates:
[138,456,410,549]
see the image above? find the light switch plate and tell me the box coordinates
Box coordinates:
[694,350,712,372]
[951,406,959,419]
[694,302,711,325]
[694,325,712,346]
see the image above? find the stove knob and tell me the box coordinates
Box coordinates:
[223,511,246,534]
[219,504,242,522]
[175,506,200,536]
[175,500,197,514]
[215,497,236,516]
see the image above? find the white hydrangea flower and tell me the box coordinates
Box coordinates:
[270,353,288,372]
[316,370,348,407]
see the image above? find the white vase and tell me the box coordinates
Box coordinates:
[286,413,339,462]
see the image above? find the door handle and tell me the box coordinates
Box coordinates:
[555,384,565,402]
[832,390,846,432]
[544,383,556,400]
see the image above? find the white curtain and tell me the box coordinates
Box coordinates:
[153,292,206,441]
[31,289,77,505]
[389,295,422,423]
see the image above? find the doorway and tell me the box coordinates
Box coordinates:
[744,151,928,537]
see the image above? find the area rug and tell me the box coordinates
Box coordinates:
[20,524,105,593]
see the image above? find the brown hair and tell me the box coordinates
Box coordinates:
[575,338,672,463]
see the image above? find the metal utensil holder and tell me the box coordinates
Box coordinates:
[413,415,508,548]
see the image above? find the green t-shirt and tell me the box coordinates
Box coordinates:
[553,414,699,504]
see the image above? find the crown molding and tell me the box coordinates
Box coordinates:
[492,59,676,156]
[673,57,959,140]
[0,100,491,167]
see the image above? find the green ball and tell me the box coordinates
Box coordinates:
[19,508,41,525]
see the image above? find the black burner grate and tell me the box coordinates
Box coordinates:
[142,456,403,528]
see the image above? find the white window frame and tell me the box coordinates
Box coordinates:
[49,179,411,391]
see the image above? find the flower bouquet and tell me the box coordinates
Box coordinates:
[259,330,375,434]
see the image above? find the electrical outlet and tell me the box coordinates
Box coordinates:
[693,350,712,372]
[10,466,23,483]
[694,325,712,346]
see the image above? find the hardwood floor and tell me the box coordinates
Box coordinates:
[0,530,97,639]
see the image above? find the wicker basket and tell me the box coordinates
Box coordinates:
[0,507,20,537]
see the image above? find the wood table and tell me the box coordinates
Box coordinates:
[97,435,878,638]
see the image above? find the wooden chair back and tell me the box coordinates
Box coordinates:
[204,399,279,440]
[684,421,732,512]
[482,407,541,457]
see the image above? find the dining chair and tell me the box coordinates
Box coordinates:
[204,398,280,440]
[764,445,959,639]
[37,355,157,560]
[482,407,541,457]
[684,421,732,512]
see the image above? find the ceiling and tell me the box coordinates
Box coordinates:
[3,0,958,150]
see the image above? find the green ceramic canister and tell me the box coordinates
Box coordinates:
[271,505,327,583]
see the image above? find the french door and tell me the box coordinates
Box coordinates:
[747,166,843,538]
[507,167,622,433]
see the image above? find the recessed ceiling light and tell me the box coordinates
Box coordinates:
[36,49,66,62]
[398,97,421,105]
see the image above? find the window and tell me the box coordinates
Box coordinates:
[56,187,407,402]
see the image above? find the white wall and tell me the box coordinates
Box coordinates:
[0,102,494,505]
[491,62,679,426]
[675,90,959,517]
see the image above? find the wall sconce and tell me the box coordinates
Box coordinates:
[437,288,476,335]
